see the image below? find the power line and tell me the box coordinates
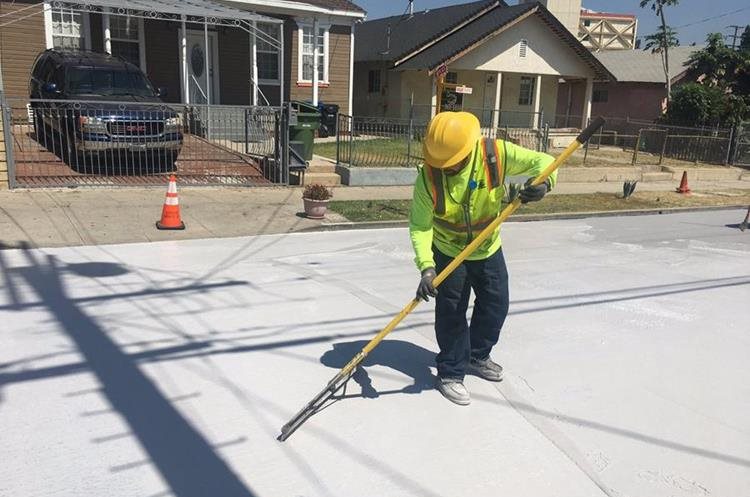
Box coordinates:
[674,7,750,29]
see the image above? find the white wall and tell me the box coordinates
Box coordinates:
[450,14,595,79]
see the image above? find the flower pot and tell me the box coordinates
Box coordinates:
[303,198,329,219]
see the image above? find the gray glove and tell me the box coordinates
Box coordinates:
[519,178,550,204]
[416,268,438,301]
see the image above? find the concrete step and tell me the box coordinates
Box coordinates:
[307,163,336,174]
[642,172,674,182]
[662,166,743,181]
[303,172,341,186]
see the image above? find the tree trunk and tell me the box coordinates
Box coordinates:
[659,6,671,103]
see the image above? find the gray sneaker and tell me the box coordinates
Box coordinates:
[435,377,471,405]
[467,357,504,382]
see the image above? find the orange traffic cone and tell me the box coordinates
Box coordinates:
[676,170,691,194]
[156,175,185,230]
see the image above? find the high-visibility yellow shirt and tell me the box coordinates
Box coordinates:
[409,138,557,271]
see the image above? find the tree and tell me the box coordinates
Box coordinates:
[640,0,680,102]
[662,83,724,126]
[644,25,680,94]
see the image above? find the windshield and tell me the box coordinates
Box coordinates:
[66,67,156,97]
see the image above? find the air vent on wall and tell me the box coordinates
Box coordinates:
[519,39,528,58]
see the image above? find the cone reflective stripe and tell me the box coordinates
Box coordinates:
[156,175,186,230]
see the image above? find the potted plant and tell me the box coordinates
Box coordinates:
[303,183,333,219]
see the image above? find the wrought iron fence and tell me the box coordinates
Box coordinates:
[2,98,283,188]
[731,121,750,167]
[335,114,548,169]
[591,117,734,166]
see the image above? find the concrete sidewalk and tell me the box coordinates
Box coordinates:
[1,178,749,248]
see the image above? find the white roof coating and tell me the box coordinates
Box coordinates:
[1,210,748,497]
[595,45,702,83]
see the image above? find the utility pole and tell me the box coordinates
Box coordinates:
[726,25,743,49]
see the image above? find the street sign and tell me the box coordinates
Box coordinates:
[455,85,473,94]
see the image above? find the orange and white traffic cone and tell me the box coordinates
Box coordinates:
[156,175,185,230]
[676,170,691,194]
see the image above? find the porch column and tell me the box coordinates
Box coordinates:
[582,77,593,129]
[103,8,111,54]
[430,76,437,118]
[312,17,319,106]
[348,21,355,115]
[279,23,285,106]
[251,21,258,106]
[492,71,502,133]
[204,21,211,105]
[181,15,188,104]
[533,74,542,128]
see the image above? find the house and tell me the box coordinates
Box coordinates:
[556,45,701,123]
[577,8,637,51]
[0,0,365,113]
[353,0,613,129]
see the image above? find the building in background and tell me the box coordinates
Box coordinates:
[578,8,637,51]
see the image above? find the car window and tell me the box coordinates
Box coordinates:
[66,67,156,97]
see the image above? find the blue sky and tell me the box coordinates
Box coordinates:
[356,0,750,46]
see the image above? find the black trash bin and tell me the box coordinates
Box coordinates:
[317,103,339,138]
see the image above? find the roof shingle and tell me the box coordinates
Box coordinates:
[594,46,701,83]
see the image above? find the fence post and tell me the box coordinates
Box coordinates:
[244,108,249,155]
[725,126,734,166]
[1,103,15,189]
[407,93,414,167]
[543,123,549,153]
[336,113,341,165]
[632,130,642,165]
[659,130,668,165]
[349,115,354,167]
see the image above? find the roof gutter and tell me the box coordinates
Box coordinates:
[393,0,500,67]
[226,0,366,18]
[425,5,537,75]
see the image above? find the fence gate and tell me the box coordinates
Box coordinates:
[2,98,286,188]
[733,122,750,167]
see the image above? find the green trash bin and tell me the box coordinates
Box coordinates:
[290,101,321,161]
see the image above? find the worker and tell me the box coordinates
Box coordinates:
[409,111,556,405]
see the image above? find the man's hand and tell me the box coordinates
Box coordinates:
[519,178,550,204]
[416,267,438,301]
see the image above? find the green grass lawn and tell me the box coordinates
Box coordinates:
[328,191,750,222]
[315,138,422,167]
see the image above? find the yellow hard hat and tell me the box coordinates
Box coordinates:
[423,111,481,169]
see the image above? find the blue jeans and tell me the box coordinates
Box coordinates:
[433,246,510,380]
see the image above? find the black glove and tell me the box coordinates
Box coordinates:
[416,268,438,301]
[518,178,549,204]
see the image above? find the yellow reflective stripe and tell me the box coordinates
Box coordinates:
[433,215,497,233]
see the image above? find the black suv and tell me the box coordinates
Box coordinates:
[29,50,182,167]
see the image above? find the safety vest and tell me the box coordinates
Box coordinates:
[422,137,507,248]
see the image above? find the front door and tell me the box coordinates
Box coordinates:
[186,31,219,104]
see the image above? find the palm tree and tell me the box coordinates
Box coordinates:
[644,25,680,99]
[640,0,680,102]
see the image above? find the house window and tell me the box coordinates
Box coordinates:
[445,71,458,84]
[519,39,528,58]
[257,23,280,84]
[518,76,535,106]
[49,6,87,49]
[109,15,143,68]
[368,69,381,93]
[593,88,609,103]
[299,23,328,83]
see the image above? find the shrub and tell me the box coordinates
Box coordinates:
[303,183,333,201]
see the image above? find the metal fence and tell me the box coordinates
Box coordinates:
[732,121,750,167]
[588,117,734,166]
[335,113,548,168]
[1,98,285,188]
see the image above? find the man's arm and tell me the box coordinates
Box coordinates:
[409,167,436,271]
[502,140,558,189]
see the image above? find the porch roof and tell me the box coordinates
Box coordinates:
[52,0,282,25]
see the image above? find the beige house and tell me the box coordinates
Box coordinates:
[354,0,612,129]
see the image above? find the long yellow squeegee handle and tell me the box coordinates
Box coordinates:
[278,117,605,441]
[342,116,606,374]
